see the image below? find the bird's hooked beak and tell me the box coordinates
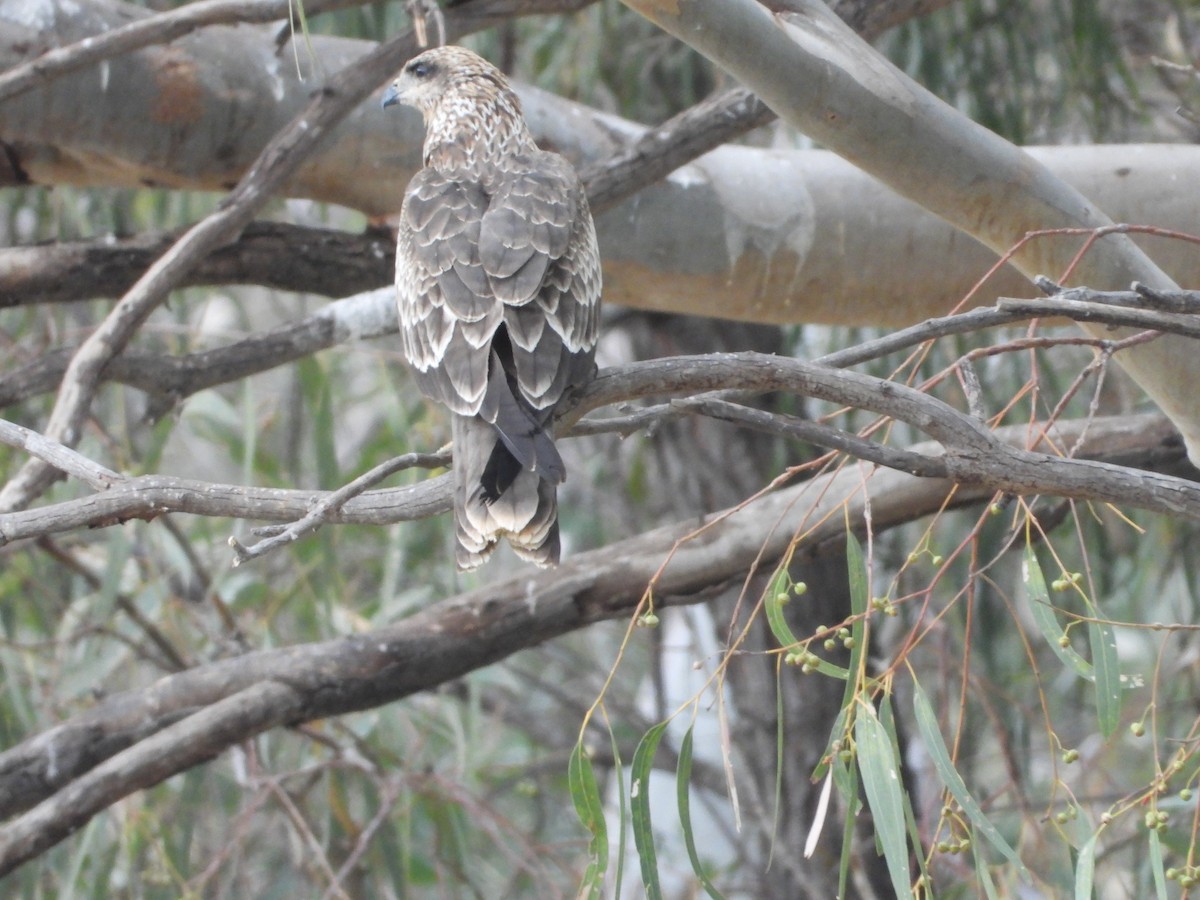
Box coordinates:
[380,82,402,110]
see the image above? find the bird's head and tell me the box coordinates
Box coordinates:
[381,46,512,118]
[382,45,533,169]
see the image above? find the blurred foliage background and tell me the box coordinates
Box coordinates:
[3,0,1200,896]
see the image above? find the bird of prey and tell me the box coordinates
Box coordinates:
[382,46,600,570]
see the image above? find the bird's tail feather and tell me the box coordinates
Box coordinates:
[479,350,565,484]
[452,415,560,570]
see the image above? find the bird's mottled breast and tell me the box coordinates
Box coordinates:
[422,87,535,177]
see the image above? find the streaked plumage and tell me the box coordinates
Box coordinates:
[382,46,600,569]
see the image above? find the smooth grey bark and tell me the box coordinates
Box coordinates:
[617,0,1200,463]
[3,0,1200,328]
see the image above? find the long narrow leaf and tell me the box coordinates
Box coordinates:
[1023,546,1094,681]
[837,762,859,900]
[631,723,668,900]
[1087,615,1121,737]
[912,681,1029,879]
[855,700,914,900]
[814,532,871,782]
[973,834,1001,900]
[1148,828,1168,900]
[1074,828,1098,900]
[770,664,785,867]
[677,725,725,900]
[845,531,869,620]
[881,693,931,889]
[763,564,802,650]
[569,742,608,899]
[607,717,627,900]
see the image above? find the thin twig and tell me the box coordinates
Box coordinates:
[0,418,123,490]
[674,397,950,478]
[229,451,448,565]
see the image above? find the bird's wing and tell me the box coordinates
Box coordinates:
[396,166,500,416]
[479,152,601,413]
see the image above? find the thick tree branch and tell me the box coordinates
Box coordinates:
[0,0,359,105]
[0,288,397,413]
[0,411,1185,875]
[577,0,968,211]
[0,222,395,307]
[4,352,1200,551]
[0,19,428,509]
[6,283,1200,415]
[0,0,585,512]
[0,680,307,873]
[617,0,1200,464]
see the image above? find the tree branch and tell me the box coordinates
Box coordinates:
[0,18,428,509]
[0,0,579,512]
[4,352,1200,551]
[0,411,1185,875]
[6,280,1200,416]
[616,0,1200,465]
[0,222,396,308]
[0,0,361,105]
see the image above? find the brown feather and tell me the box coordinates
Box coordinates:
[389,46,599,569]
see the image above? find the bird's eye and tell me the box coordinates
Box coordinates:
[408,61,432,79]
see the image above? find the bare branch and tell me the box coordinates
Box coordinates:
[996,294,1200,340]
[675,397,950,477]
[7,282,1200,417]
[0,223,395,308]
[0,472,452,547]
[0,412,1184,875]
[228,451,449,564]
[4,353,1200,550]
[0,419,123,490]
[0,0,360,105]
[0,288,397,414]
[0,25,424,511]
[0,680,306,873]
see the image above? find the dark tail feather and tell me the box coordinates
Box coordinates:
[452,415,560,570]
[481,440,522,504]
[480,350,564,483]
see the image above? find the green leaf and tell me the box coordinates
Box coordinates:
[764,563,848,679]
[631,722,668,900]
[854,699,914,900]
[881,694,931,890]
[1023,545,1094,681]
[837,761,859,900]
[1074,828,1098,900]
[763,564,801,649]
[1088,615,1121,737]
[972,833,1002,900]
[608,720,627,899]
[846,530,869,619]
[912,681,1030,879]
[770,664,785,867]
[812,533,873,785]
[843,535,869,692]
[1148,828,1168,900]
[569,742,608,899]
[677,725,725,900]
